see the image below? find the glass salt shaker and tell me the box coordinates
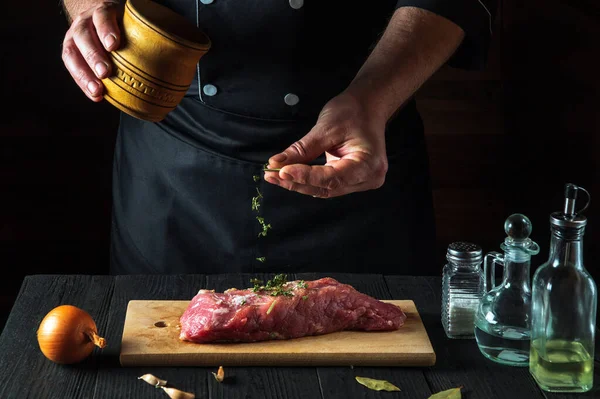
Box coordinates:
[442,242,485,339]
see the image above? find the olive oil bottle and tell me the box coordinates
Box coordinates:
[530,340,594,390]
[529,183,596,392]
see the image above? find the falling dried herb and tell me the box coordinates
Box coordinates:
[355,376,401,392]
[256,216,272,237]
[251,187,262,212]
[428,386,462,399]
[252,170,271,262]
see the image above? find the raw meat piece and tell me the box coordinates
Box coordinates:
[179,276,406,343]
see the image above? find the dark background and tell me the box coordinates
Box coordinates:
[1,0,598,332]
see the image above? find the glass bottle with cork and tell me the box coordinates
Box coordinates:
[529,183,596,393]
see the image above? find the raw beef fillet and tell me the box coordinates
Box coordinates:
[179,276,407,343]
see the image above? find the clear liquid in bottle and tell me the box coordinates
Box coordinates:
[475,321,530,365]
[474,213,540,367]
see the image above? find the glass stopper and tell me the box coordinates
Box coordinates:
[504,213,532,242]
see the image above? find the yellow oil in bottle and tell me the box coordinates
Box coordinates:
[529,339,594,392]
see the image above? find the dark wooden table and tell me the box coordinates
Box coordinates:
[0,273,598,399]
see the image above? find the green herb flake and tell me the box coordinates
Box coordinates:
[253,175,260,182]
[252,171,273,237]
[256,216,272,237]
[248,274,295,297]
[250,278,263,292]
[355,376,401,392]
[428,387,462,399]
[265,274,287,289]
[256,257,266,263]
[297,280,308,289]
[251,187,263,212]
[302,295,308,301]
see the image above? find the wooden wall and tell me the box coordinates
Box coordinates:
[1,0,598,332]
[500,0,599,277]
[418,0,598,278]
[417,8,505,265]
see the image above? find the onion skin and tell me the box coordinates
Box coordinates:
[36,305,106,364]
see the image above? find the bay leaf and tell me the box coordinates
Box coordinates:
[355,376,401,392]
[428,386,462,399]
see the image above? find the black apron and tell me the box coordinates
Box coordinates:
[109,0,437,275]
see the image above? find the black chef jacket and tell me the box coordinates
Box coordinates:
[109,0,497,275]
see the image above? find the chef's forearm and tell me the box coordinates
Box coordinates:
[62,0,121,24]
[345,6,465,124]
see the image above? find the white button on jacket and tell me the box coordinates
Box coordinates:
[203,84,218,96]
[289,0,304,10]
[284,93,299,106]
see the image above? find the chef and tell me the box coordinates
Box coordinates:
[61,0,496,275]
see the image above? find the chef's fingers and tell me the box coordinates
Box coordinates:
[268,123,336,168]
[289,157,384,189]
[264,172,372,198]
[71,14,113,80]
[264,158,386,198]
[62,32,104,101]
[62,3,120,101]
[92,2,121,53]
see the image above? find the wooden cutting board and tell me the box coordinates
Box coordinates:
[119,300,435,367]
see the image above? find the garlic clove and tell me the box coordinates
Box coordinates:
[212,366,225,383]
[138,373,167,387]
[161,386,195,399]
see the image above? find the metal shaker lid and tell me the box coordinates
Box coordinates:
[446,242,482,263]
[550,212,587,228]
[550,183,590,229]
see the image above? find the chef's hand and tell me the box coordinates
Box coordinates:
[61,1,122,102]
[265,93,388,198]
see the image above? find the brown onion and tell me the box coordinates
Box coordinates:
[36,304,106,364]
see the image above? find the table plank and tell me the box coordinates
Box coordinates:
[1,274,597,399]
[94,274,210,399]
[0,275,113,399]
[296,273,433,399]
